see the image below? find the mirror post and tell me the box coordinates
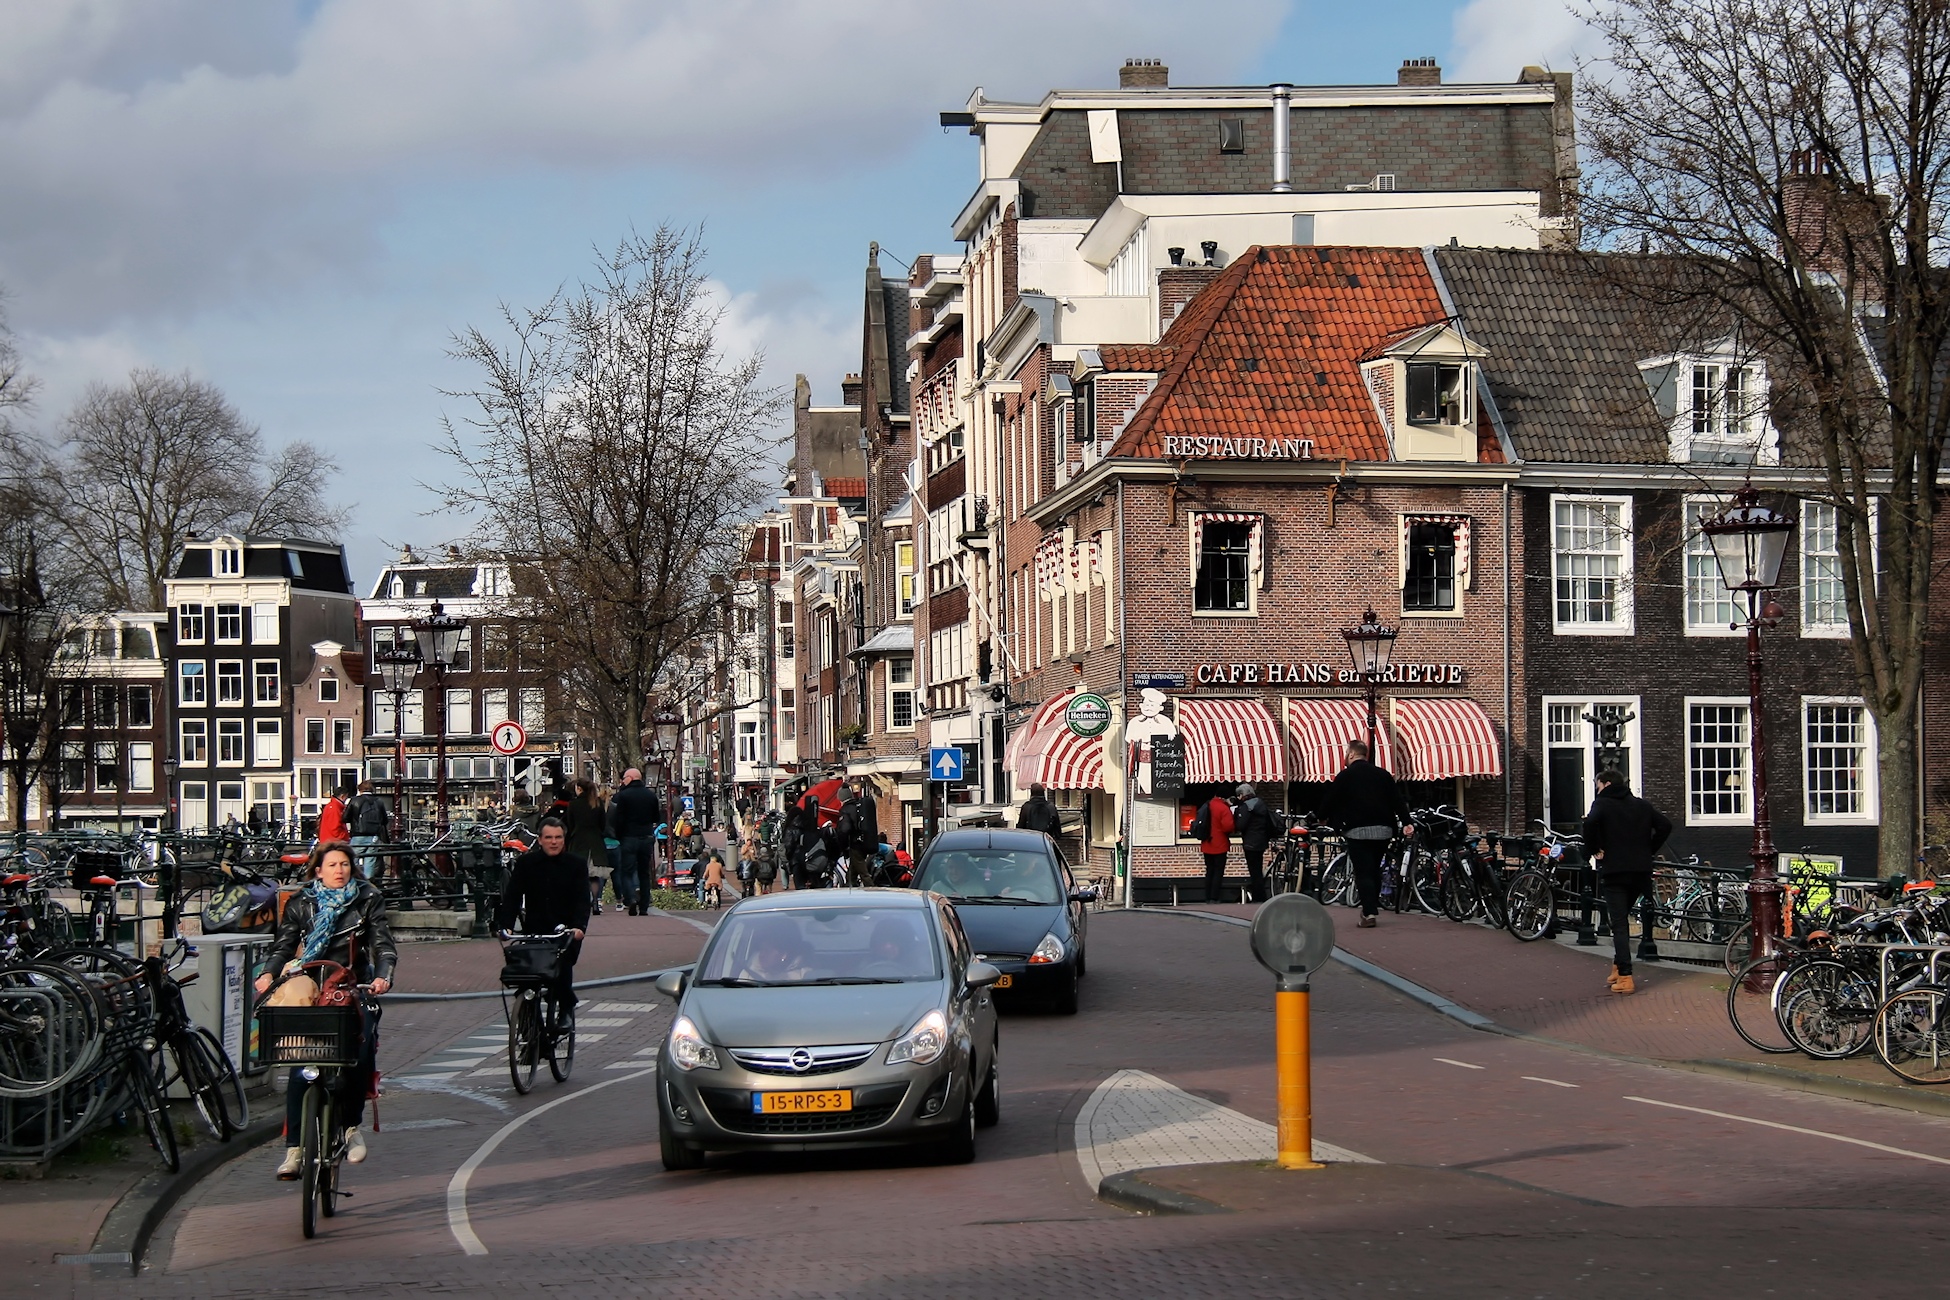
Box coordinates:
[1274,972,1324,1169]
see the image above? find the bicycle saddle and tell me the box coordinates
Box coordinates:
[87,875,119,889]
[0,874,28,887]
[280,852,309,865]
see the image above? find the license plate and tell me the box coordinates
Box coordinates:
[754,1089,852,1114]
[994,974,1013,989]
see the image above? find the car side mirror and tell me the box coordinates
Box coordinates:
[1069,886,1098,903]
[965,960,1001,991]
[654,968,689,1001]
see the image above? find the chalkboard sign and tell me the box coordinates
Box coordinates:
[1150,736,1186,799]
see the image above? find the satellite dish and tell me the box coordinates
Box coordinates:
[1249,894,1336,990]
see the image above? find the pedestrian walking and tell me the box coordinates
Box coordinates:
[836,779,880,883]
[1015,783,1062,837]
[315,783,352,845]
[1319,740,1410,928]
[1191,791,1236,904]
[1231,783,1276,903]
[1581,769,1673,995]
[344,781,390,882]
[561,778,610,915]
[609,769,662,914]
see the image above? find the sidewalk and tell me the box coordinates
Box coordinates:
[1173,900,1934,1105]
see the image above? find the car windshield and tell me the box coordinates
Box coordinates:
[694,906,941,985]
[913,849,1062,905]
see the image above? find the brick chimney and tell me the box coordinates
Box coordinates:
[1782,150,1886,302]
[1120,58,1168,89]
[1158,267,1222,333]
[841,373,863,406]
[1398,57,1441,86]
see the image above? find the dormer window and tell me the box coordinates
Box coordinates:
[1360,323,1487,463]
[1406,362,1470,426]
[217,546,241,576]
[1642,347,1777,465]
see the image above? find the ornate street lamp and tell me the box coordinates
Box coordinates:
[1341,607,1399,761]
[1700,487,1795,966]
[375,648,422,840]
[415,602,466,835]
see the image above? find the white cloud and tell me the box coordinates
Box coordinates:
[0,0,1286,331]
[1448,0,1593,83]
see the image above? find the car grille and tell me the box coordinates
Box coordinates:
[700,1083,908,1135]
[974,953,1026,963]
[728,1044,878,1076]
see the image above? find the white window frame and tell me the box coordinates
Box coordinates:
[252,718,281,767]
[253,659,281,705]
[1399,514,1464,619]
[1644,347,1779,465]
[178,660,207,707]
[180,719,208,765]
[402,689,424,736]
[93,741,118,793]
[214,603,243,644]
[1539,695,1643,826]
[128,685,153,728]
[216,719,245,766]
[887,656,915,732]
[519,688,545,730]
[215,660,244,706]
[1802,696,1879,825]
[251,602,278,643]
[317,676,339,703]
[1684,696,1753,826]
[1800,498,1877,639]
[305,719,326,754]
[217,546,242,576]
[1189,513,1262,618]
[176,604,205,645]
[1682,495,1743,636]
[446,688,473,736]
[481,688,510,731]
[1550,494,1634,635]
[737,719,762,765]
[333,719,353,755]
[128,741,154,793]
[896,541,917,617]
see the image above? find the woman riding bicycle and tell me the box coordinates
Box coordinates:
[256,840,397,1179]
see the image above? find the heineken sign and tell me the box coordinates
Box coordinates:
[1065,692,1112,738]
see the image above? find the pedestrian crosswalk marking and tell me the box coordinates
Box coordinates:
[1434,1058,1485,1070]
[573,1018,632,1027]
[587,1003,652,1012]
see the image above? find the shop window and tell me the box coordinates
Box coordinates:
[1551,496,1633,633]
[1804,699,1876,823]
[1686,700,1750,824]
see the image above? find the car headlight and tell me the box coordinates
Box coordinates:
[886,1009,949,1065]
[1027,931,1066,965]
[668,1016,720,1071]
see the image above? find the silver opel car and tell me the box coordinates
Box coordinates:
[654,889,1000,1169]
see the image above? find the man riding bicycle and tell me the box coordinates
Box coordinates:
[496,818,590,1022]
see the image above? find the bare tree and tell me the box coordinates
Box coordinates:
[437,225,784,774]
[1580,0,1950,876]
[54,368,349,609]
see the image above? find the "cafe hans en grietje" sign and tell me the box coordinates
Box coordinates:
[1193,661,1468,686]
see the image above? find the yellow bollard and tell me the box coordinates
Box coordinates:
[1275,985,1324,1169]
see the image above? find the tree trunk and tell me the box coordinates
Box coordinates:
[1877,697,1919,878]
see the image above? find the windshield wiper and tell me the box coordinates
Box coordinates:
[801,976,908,985]
[945,896,1048,906]
[693,977,779,987]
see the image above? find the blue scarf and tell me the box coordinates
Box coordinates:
[296,880,359,969]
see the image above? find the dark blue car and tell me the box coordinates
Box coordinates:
[910,829,1094,1014]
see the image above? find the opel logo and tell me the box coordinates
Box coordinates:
[789,1048,813,1073]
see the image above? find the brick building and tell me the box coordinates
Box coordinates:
[291,638,365,834]
[42,612,168,831]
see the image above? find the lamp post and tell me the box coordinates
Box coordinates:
[1700,487,1795,966]
[653,708,683,876]
[160,752,180,937]
[375,648,422,840]
[1341,607,1399,760]
[414,601,466,836]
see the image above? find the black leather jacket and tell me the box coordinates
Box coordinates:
[268,880,399,983]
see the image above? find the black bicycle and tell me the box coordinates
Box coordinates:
[258,965,377,1239]
[499,929,576,1095]
[142,944,248,1140]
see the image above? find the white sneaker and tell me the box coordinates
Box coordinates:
[344,1127,367,1164]
[276,1146,302,1180]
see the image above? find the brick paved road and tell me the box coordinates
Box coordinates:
[39,907,1950,1297]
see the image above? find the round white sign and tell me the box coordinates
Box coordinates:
[490,720,528,755]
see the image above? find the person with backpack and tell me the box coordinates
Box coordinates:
[1189,792,1236,904]
[1016,783,1062,837]
[344,781,391,882]
[1231,783,1276,903]
[1320,739,1410,928]
[835,779,880,883]
[1582,769,1673,995]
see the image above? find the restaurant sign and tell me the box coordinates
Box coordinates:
[1162,435,1315,460]
[1194,662,1468,687]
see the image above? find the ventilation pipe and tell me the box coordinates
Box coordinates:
[1271,83,1292,192]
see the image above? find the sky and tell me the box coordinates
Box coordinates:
[0,0,1592,590]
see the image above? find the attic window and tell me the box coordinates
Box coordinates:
[1642,350,1777,466]
[217,546,242,576]
[1218,118,1245,153]
[1406,362,1470,425]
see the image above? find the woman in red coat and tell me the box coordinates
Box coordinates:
[1196,794,1236,904]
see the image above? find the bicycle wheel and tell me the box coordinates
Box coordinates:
[1875,986,1950,1084]
[508,991,540,1095]
[1782,979,1878,1060]
[299,1085,322,1239]
[1441,859,1479,922]
[194,1028,247,1133]
[1721,921,1757,976]
[548,1001,575,1083]
[1412,851,1447,915]
[127,1053,179,1173]
[1727,954,1796,1054]
[1475,860,1509,930]
[1318,854,1353,908]
[169,1032,226,1141]
[1505,870,1554,940]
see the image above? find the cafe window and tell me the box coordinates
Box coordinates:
[1191,513,1260,614]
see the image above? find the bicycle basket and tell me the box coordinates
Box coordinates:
[499,938,563,986]
[69,849,126,892]
[258,1004,363,1067]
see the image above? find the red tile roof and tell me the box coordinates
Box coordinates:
[823,476,867,500]
[1104,245,1481,463]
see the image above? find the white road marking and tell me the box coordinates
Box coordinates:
[447,1068,655,1255]
[1523,1076,1579,1088]
[603,1061,657,1070]
[573,1018,633,1027]
[392,1077,513,1115]
[1626,1096,1950,1166]
[1434,1058,1485,1070]
[587,1003,651,1012]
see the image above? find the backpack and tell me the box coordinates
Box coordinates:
[1188,799,1213,843]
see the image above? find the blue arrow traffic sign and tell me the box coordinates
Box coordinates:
[929,747,965,782]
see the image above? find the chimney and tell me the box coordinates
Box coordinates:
[1782,150,1886,303]
[841,373,863,406]
[1120,58,1168,89]
[1398,57,1441,87]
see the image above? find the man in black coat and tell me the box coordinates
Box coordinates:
[1319,740,1410,927]
[1231,783,1276,903]
[1016,783,1062,837]
[609,769,663,915]
[1581,769,1673,995]
[837,779,880,881]
[497,818,591,1016]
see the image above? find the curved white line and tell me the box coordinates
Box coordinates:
[446,1068,655,1256]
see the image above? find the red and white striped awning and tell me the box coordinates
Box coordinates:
[1391,697,1503,780]
[1176,697,1287,784]
[1285,698,1398,782]
[1040,727,1106,790]
[1005,688,1076,785]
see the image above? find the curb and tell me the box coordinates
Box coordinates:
[1133,905,1950,1122]
[1096,1169,1230,1216]
[388,965,686,1003]
[81,1114,283,1277]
